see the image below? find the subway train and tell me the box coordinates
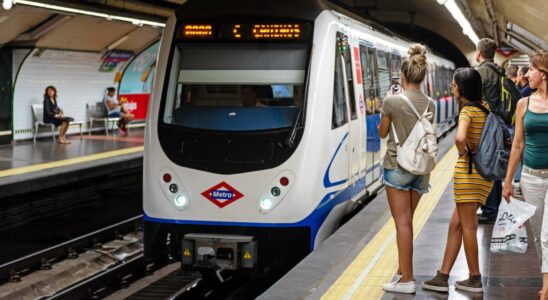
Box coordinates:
[143,0,456,272]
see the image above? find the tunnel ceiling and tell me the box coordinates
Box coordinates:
[0,0,545,63]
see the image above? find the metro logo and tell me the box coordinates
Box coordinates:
[201,181,244,208]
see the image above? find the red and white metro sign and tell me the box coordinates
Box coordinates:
[201,181,244,208]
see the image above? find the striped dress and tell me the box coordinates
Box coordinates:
[454,104,494,204]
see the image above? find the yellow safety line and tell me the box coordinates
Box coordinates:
[0,146,144,179]
[322,146,458,300]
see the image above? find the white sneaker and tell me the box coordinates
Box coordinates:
[382,279,415,294]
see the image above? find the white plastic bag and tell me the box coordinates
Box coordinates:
[490,198,536,254]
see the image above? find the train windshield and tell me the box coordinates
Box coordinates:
[162,43,308,131]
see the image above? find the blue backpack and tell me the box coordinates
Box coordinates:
[465,103,511,181]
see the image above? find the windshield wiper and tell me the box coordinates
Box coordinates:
[283,106,303,148]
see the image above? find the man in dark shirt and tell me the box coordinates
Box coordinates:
[475,38,504,224]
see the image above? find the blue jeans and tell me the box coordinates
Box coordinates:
[384,167,430,195]
[481,180,502,218]
[482,124,517,218]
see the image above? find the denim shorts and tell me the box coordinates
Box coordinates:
[108,111,121,118]
[384,167,430,194]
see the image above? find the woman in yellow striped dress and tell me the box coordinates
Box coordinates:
[422,68,492,293]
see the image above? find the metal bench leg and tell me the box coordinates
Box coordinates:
[51,125,56,142]
[104,119,109,135]
[89,119,93,135]
[79,124,83,139]
[34,124,38,143]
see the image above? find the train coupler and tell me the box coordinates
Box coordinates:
[181,233,257,272]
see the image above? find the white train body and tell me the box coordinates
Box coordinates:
[143,0,456,268]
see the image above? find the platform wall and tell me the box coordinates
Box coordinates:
[13,49,116,140]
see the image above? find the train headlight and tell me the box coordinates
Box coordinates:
[174,194,189,209]
[260,198,273,210]
[258,170,295,214]
[158,167,191,211]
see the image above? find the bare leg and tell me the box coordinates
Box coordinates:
[439,208,462,274]
[397,190,421,275]
[386,186,415,282]
[456,202,481,275]
[59,121,69,142]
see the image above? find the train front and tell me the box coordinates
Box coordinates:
[143,2,324,272]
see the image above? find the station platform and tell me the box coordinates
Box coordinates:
[259,131,541,300]
[0,131,144,198]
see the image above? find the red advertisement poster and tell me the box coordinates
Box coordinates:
[353,47,362,84]
[118,94,150,120]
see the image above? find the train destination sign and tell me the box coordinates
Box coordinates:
[181,22,312,40]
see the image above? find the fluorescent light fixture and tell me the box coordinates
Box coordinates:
[2,0,13,10]
[506,35,535,56]
[13,0,165,27]
[107,35,130,50]
[438,0,479,45]
[507,22,547,49]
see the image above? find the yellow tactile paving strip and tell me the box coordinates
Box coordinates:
[0,146,144,179]
[322,146,458,300]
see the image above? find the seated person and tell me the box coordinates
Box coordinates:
[43,85,71,144]
[103,87,134,136]
[241,85,266,107]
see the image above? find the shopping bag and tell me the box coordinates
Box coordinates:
[490,198,536,254]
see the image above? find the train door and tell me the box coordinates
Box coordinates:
[337,32,360,195]
[359,44,381,187]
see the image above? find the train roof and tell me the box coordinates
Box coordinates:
[175,0,454,69]
[175,0,330,21]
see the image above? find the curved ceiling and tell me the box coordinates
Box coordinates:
[0,0,544,65]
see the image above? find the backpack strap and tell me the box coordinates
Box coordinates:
[399,93,429,118]
[463,102,490,115]
[461,103,489,174]
[483,63,504,77]
[390,122,400,146]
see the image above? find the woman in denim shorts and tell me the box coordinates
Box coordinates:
[377,44,435,294]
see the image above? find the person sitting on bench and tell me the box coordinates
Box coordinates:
[103,87,134,136]
[43,85,72,144]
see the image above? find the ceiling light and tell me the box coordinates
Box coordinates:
[13,0,165,27]
[507,21,547,49]
[2,0,13,10]
[439,0,479,44]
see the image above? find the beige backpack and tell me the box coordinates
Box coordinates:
[390,94,438,175]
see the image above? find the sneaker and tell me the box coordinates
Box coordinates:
[382,279,415,294]
[455,274,483,293]
[119,127,128,136]
[422,271,449,292]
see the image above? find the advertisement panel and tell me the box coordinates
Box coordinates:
[118,42,159,120]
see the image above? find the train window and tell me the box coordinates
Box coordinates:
[390,53,401,78]
[162,43,308,131]
[359,45,380,115]
[332,33,348,129]
[338,33,357,120]
[377,51,391,99]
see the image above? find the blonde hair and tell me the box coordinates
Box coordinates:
[401,44,428,84]
[530,50,548,76]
